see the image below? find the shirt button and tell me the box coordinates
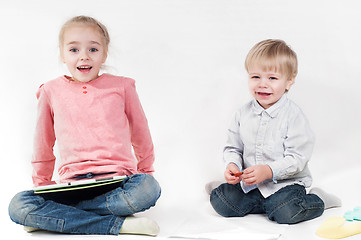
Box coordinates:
[83,86,87,89]
[83,91,87,94]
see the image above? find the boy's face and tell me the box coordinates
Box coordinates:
[61,26,108,83]
[248,66,294,109]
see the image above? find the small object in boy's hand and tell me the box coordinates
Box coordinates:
[232,172,243,177]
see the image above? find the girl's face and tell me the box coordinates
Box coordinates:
[248,66,294,109]
[61,26,107,83]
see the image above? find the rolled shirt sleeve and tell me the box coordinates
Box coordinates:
[223,111,244,170]
[267,111,315,181]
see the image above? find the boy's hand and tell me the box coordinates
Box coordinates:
[242,165,273,185]
[224,163,242,184]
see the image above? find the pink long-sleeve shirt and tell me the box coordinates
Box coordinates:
[32,73,154,186]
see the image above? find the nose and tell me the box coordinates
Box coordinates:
[258,77,268,88]
[80,50,90,61]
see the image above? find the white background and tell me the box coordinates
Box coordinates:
[1,0,361,239]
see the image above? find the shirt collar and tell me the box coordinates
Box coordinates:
[252,93,288,118]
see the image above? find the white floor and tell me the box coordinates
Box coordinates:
[3,166,361,240]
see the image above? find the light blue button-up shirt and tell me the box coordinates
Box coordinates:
[224,94,314,198]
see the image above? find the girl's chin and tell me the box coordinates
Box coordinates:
[71,78,92,83]
[71,75,98,83]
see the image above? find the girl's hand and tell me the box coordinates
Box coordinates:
[224,163,242,184]
[242,165,273,185]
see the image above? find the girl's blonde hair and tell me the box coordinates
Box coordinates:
[59,16,110,52]
[245,39,298,79]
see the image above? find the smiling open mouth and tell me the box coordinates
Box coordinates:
[257,92,272,96]
[77,66,92,72]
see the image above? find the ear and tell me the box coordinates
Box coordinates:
[286,75,295,91]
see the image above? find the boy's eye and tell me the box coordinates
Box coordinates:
[251,76,260,79]
[69,48,78,52]
[89,48,98,52]
[269,77,278,80]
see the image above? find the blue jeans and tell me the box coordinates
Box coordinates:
[8,174,161,235]
[210,183,324,224]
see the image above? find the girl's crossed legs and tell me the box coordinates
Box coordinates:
[8,173,161,235]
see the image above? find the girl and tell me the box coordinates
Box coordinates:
[9,16,161,236]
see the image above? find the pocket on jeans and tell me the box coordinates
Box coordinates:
[25,214,64,232]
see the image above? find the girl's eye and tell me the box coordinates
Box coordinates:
[69,48,78,52]
[251,76,260,79]
[89,48,98,52]
[269,77,278,80]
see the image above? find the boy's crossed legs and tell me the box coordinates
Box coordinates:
[210,183,325,224]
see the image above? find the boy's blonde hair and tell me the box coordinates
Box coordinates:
[245,39,298,79]
[59,16,110,53]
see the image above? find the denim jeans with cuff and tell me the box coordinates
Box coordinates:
[210,183,324,224]
[8,173,161,235]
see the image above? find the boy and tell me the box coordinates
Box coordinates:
[208,39,341,224]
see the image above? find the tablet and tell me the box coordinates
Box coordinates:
[33,175,127,194]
